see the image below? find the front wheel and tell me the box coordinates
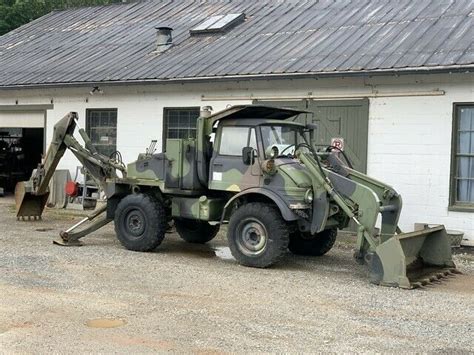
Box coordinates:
[227,202,289,268]
[114,193,167,252]
[289,228,337,256]
[175,218,220,244]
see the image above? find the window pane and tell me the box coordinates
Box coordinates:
[458,108,473,131]
[458,132,471,154]
[220,127,249,156]
[457,180,469,202]
[168,116,179,128]
[168,129,178,139]
[470,157,474,179]
[458,157,469,178]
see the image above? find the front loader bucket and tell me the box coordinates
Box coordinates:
[369,225,457,289]
[15,181,49,220]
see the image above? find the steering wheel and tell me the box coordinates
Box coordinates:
[280,143,310,157]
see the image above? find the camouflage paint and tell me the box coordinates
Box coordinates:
[171,195,225,221]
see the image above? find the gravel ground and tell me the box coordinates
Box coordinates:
[0,197,473,353]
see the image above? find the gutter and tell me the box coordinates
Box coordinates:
[0,65,472,90]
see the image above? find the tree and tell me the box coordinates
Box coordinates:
[0,0,126,36]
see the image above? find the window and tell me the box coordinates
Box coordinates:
[163,107,200,150]
[86,109,117,157]
[451,104,474,210]
[219,126,253,156]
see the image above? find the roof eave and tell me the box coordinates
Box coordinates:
[0,65,473,90]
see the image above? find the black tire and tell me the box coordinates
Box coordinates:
[227,202,289,268]
[175,218,220,244]
[289,228,337,256]
[114,193,167,252]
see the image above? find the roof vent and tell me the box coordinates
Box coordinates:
[190,13,245,35]
[155,26,173,52]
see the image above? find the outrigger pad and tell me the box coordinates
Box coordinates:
[15,181,49,220]
[369,225,457,289]
[53,238,83,247]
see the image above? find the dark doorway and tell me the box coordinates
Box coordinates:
[0,128,44,192]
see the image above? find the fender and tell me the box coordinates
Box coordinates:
[221,188,298,222]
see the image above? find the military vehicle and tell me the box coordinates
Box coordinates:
[15,105,458,288]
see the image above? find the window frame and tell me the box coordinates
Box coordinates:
[85,108,118,158]
[449,102,474,212]
[162,107,200,151]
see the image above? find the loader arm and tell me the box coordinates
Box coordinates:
[15,112,126,219]
[297,150,457,289]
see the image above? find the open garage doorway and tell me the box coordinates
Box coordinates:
[0,105,51,193]
[0,127,44,192]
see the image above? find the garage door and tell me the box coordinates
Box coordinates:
[253,99,369,173]
[0,111,45,128]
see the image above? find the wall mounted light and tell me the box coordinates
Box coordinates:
[89,86,104,95]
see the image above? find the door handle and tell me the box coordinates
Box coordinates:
[213,163,223,167]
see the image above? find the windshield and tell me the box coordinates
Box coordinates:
[260,125,310,158]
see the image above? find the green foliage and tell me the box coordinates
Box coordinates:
[0,0,126,35]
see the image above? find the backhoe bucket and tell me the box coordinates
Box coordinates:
[369,225,457,289]
[15,181,49,220]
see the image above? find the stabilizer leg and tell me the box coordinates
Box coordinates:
[53,204,111,246]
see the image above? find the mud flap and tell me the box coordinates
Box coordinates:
[368,225,457,289]
[15,181,49,220]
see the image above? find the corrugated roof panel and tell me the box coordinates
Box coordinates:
[0,0,473,87]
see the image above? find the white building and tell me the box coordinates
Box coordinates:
[0,0,473,240]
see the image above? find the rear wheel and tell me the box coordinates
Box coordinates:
[175,218,220,244]
[227,202,289,268]
[114,193,167,252]
[289,228,337,256]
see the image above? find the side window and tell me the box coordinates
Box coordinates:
[219,127,251,156]
[451,104,474,210]
[86,109,117,157]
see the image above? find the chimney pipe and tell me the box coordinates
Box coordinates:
[155,26,173,52]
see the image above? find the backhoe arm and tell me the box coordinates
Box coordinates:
[15,112,126,219]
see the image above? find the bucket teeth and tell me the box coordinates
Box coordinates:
[410,267,460,288]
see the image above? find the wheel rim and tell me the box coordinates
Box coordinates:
[124,207,146,238]
[236,218,268,256]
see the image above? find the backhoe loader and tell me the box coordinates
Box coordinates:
[15,105,458,288]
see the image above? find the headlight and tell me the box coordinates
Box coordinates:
[304,189,314,203]
[261,159,277,175]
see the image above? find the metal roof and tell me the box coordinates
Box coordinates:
[0,0,473,88]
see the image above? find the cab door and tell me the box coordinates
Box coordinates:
[209,126,260,192]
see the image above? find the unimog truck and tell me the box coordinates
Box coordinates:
[15,105,458,288]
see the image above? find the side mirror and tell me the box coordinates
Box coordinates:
[242,147,255,165]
